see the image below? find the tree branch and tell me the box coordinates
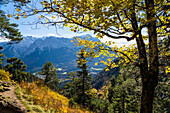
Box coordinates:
[97,48,135,63]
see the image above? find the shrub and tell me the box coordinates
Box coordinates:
[69,98,77,108]
[0,69,12,81]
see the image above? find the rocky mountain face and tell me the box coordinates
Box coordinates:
[1,34,104,79]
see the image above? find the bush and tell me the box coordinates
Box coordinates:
[89,98,109,113]
[69,98,77,108]
[0,69,12,81]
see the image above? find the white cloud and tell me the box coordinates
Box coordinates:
[24,34,43,38]
[0,37,10,42]
[100,36,137,47]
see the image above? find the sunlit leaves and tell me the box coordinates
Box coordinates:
[16,8,21,12]
[71,36,139,71]
[8,0,169,75]
[95,62,98,66]
[14,16,20,19]
[45,19,49,23]
[7,14,13,18]
[20,82,89,112]
[0,69,12,81]
[165,66,170,74]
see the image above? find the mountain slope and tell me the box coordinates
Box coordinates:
[1,34,105,79]
[92,58,121,89]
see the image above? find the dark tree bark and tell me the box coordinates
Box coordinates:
[139,1,159,113]
[130,0,159,113]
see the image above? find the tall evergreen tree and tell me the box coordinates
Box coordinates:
[38,62,59,91]
[69,49,92,107]
[0,9,23,69]
[63,71,77,98]
[5,57,27,83]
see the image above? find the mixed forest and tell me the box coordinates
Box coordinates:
[0,0,169,113]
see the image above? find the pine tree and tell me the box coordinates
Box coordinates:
[70,49,92,107]
[5,57,27,83]
[0,10,22,44]
[0,9,23,69]
[38,62,59,90]
[0,52,5,69]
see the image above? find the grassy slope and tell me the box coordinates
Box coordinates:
[15,82,91,113]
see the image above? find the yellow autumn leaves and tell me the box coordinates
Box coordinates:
[16,8,21,12]
[71,36,139,71]
[165,66,170,74]
[0,69,12,81]
[7,8,27,19]
[20,82,90,113]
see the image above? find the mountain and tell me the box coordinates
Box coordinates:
[92,58,121,89]
[0,34,105,79]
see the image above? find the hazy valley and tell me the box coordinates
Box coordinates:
[1,34,105,80]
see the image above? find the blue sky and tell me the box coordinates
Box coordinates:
[1,2,97,38]
[1,2,95,38]
[0,1,140,46]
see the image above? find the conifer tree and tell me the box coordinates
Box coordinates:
[108,65,141,113]
[39,62,59,90]
[71,49,92,107]
[0,10,22,44]
[5,57,27,83]
[0,9,23,69]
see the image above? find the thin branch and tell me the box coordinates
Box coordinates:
[123,10,131,21]
[97,48,134,63]
[156,22,170,28]
[25,6,143,41]
[117,12,133,32]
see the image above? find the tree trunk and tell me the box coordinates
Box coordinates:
[140,79,156,113]
[130,0,159,112]
[140,1,159,113]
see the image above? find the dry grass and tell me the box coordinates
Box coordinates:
[19,81,91,113]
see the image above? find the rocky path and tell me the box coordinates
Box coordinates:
[0,81,27,113]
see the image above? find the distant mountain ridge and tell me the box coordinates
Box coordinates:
[1,36,75,57]
[0,34,105,79]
